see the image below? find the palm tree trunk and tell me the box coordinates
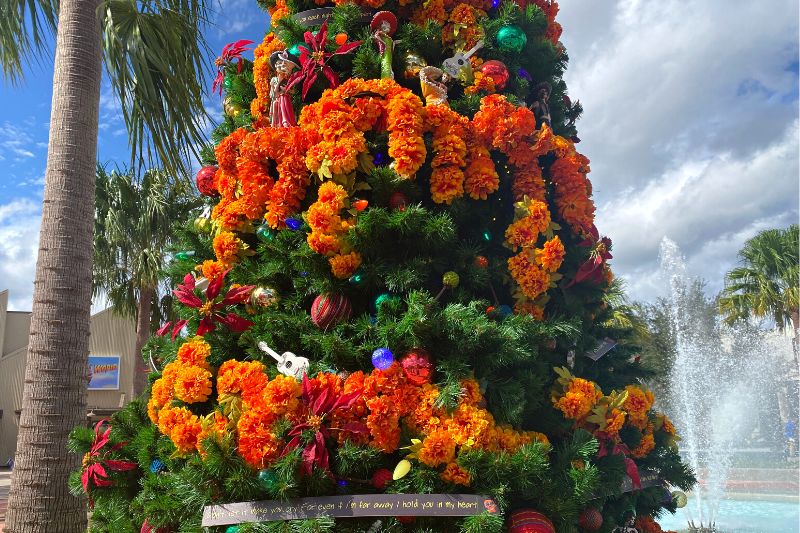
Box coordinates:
[134,286,155,396]
[791,309,799,364]
[5,1,102,531]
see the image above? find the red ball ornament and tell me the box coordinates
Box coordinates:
[397,516,415,524]
[371,468,393,490]
[389,191,409,210]
[474,255,489,268]
[401,348,432,385]
[578,508,603,531]
[508,509,555,533]
[480,60,510,90]
[195,165,218,196]
[310,293,352,329]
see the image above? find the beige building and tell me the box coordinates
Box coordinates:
[0,290,137,463]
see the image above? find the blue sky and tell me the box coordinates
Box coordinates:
[0,0,798,310]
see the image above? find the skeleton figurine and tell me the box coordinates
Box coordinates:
[419,66,451,106]
[257,340,309,380]
[530,81,552,129]
[441,40,484,85]
[371,11,399,80]
[269,50,300,128]
[611,513,639,533]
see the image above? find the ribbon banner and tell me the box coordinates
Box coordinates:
[292,7,374,27]
[620,470,662,493]
[202,494,498,526]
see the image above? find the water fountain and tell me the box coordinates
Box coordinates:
[658,238,793,532]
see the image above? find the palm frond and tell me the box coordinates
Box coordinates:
[100,0,212,180]
[0,0,58,83]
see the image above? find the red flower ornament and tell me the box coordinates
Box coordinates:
[212,39,255,95]
[158,271,254,338]
[285,21,362,100]
[80,419,137,502]
[283,374,367,476]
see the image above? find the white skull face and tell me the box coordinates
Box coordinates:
[277,59,296,76]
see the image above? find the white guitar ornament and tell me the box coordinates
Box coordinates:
[441,40,484,85]
[257,341,309,380]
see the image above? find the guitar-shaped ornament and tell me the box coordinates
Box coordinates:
[441,40,484,85]
[257,341,310,380]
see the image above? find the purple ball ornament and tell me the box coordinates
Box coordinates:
[371,347,394,370]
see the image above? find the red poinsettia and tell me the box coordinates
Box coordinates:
[598,439,641,489]
[81,419,137,497]
[212,39,255,95]
[157,271,254,338]
[283,375,367,476]
[568,224,613,286]
[285,21,362,99]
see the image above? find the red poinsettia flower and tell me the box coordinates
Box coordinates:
[157,271,254,338]
[285,21,362,100]
[568,229,613,287]
[598,439,641,489]
[212,39,255,95]
[81,419,137,501]
[282,375,367,476]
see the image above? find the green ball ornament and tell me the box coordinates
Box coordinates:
[348,272,364,285]
[497,25,527,53]
[672,490,688,508]
[374,293,398,310]
[258,469,278,491]
[223,74,234,90]
[225,527,240,533]
[288,43,306,57]
[256,223,275,242]
[442,271,460,288]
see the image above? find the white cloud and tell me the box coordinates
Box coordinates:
[0,198,41,311]
[559,0,799,301]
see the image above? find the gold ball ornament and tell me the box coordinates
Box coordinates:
[223,96,244,117]
[250,286,280,308]
[193,216,212,234]
[671,490,688,508]
[403,52,427,79]
[442,271,460,288]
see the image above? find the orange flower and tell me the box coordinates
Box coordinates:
[329,252,362,279]
[213,231,245,265]
[418,429,456,467]
[199,260,227,283]
[507,253,550,300]
[173,366,213,404]
[263,375,302,416]
[170,415,203,455]
[631,431,655,458]
[604,408,626,437]
[440,462,471,486]
[445,404,493,447]
[157,406,194,437]
[236,408,282,468]
[176,337,212,370]
[537,236,565,272]
[624,385,654,430]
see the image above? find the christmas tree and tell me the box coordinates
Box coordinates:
[70,1,695,531]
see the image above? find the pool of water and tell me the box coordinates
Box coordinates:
[658,497,799,532]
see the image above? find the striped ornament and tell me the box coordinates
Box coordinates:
[508,509,556,533]
[310,293,352,329]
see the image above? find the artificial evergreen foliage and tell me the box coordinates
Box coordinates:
[71,0,695,531]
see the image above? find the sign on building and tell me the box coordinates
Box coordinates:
[88,355,120,390]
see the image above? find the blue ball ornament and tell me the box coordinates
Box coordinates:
[372,348,394,370]
[497,25,527,53]
[149,459,165,474]
[374,152,388,165]
[285,217,302,230]
[497,304,513,318]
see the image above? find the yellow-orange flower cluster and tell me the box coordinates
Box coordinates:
[425,104,469,204]
[150,353,548,482]
[623,385,655,431]
[147,337,217,455]
[307,181,362,279]
[552,368,676,460]
[549,140,595,238]
[553,376,602,420]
